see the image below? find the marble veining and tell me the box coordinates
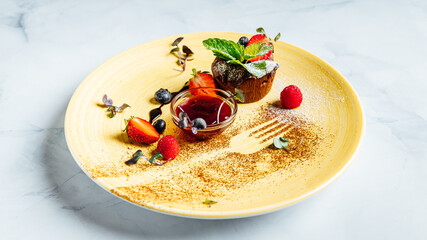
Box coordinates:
[0,0,426,239]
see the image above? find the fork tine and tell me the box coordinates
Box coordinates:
[252,120,282,138]
[228,119,293,154]
[246,125,293,153]
[231,119,277,143]
[259,124,292,143]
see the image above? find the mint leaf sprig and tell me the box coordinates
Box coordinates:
[203,38,244,62]
[203,38,275,78]
[273,136,304,152]
[256,27,281,43]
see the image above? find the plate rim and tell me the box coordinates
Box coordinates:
[64,32,365,219]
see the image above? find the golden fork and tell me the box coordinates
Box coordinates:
[227,119,292,154]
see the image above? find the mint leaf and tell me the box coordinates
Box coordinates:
[274,32,281,42]
[203,38,244,62]
[244,60,267,78]
[256,27,266,35]
[265,60,279,72]
[227,59,246,68]
[234,88,245,103]
[273,137,289,149]
[243,42,273,60]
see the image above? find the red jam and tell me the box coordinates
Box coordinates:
[176,95,232,125]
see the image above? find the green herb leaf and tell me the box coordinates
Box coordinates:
[243,42,273,60]
[202,199,217,207]
[234,88,245,103]
[170,47,179,53]
[227,59,247,68]
[256,27,266,35]
[125,150,144,165]
[203,38,244,62]
[274,32,281,42]
[108,109,115,118]
[244,60,267,78]
[118,103,130,111]
[172,37,183,46]
[273,137,289,149]
[149,152,163,164]
[182,45,193,55]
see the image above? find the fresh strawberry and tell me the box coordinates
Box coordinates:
[280,85,303,109]
[189,68,216,96]
[149,135,180,164]
[247,34,272,61]
[125,117,160,144]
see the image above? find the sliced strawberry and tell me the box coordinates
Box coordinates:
[125,117,160,144]
[189,69,216,96]
[247,34,272,61]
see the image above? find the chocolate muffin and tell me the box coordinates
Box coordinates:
[211,57,279,103]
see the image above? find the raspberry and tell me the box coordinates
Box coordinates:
[156,135,180,160]
[280,85,303,109]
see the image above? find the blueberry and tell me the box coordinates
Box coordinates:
[238,36,249,47]
[191,118,207,130]
[154,88,172,104]
[153,119,166,134]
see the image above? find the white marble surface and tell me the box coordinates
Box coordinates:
[1,0,426,239]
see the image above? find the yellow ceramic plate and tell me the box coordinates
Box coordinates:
[65,32,364,219]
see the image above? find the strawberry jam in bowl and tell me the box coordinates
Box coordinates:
[170,87,238,139]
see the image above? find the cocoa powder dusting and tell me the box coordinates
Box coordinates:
[105,103,328,207]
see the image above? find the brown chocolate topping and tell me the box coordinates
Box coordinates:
[211,57,279,103]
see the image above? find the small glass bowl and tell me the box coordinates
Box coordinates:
[170,87,238,139]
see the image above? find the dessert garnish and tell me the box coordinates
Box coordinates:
[125,150,148,165]
[125,135,180,166]
[273,136,304,152]
[176,93,232,134]
[203,27,280,78]
[238,36,249,47]
[149,83,190,123]
[246,27,280,61]
[202,199,217,207]
[170,37,194,72]
[189,68,216,96]
[152,119,166,134]
[216,88,244,123]
[177,111,207,134]
[124,117,160,144]
[190,118,207,134]
[154,88,172,104]
[102,94,130,118]
[178,112,189,128]
[148,135,180,165]
[280,85,303,109]
[149,104,164,123]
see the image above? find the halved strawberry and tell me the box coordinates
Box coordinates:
[125,117,160,144]
[247,34,272,61]
[189,69,216,96]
